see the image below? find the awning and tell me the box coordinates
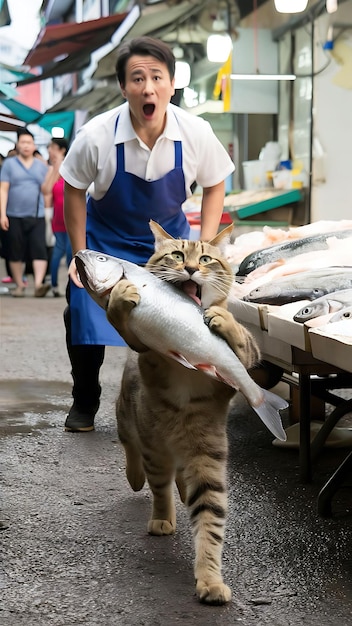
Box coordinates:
[0,99,75,138]
[0,62,37,83]
[93,1,203,80]
[47,83,122,117]
[24,13,129,68]
[0,113,26,132]
[0,0,10,27]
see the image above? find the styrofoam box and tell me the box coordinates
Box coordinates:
[228,297,278,330]
[235,320,293,364]
[309,322,352,373]
[267,301,334,352]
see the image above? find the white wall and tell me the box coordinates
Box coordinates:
[311,3,352,221]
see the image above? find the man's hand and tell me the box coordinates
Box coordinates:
[68,257,84,288]
[0,215,9,231]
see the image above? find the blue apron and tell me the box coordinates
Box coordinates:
[71,116,190,346]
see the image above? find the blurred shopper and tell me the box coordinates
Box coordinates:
[42,138,72,297]
[0,128,49,297]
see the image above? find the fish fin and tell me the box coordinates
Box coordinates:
[195,363,232,383]
[252,388,288,441]
[168,351,197,370]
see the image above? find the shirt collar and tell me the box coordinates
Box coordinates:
[114,102,181,145]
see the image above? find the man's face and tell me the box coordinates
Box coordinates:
[121,55,175,136]
[17,135,35,158]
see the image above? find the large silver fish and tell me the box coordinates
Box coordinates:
[293,288,352,323]
[75,250,287,441]
[243,267,352,305]
[236,229,352,277]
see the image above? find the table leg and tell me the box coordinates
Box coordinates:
[299,373,312,483]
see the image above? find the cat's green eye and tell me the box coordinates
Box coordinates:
[199,255,212,264]
[171,251,184,262]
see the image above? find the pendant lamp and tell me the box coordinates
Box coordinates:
[274,0,308,12]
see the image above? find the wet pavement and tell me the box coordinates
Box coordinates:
[1,266,352,625]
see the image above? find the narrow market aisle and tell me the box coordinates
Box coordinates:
[0,260,352,626]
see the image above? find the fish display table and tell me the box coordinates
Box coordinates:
[229,299,352,513]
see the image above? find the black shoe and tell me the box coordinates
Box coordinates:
[64,401,99,432]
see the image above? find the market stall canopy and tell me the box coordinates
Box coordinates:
[0,113,26,132]
[0,62,37,83]
[0,99,75,138]
[47,82,122,118]
[92,1,203,80]
[0,0,10,27]
[24,13,129,68]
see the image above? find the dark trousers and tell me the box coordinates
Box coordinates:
[64,282,104,408]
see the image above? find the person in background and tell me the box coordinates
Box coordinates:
[1,147,20,284]
[42,138,71,297]
[0,128,50,297]
[60,36,235,432]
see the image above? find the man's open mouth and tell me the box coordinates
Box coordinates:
[143,103,155,116]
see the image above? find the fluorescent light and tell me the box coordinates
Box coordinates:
[230,73,296,80]
[274,0,308,12]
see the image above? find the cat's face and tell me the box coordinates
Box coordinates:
[146,221,234,309]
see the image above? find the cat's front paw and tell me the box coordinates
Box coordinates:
[204,306,237,338]
[109,279,140,315]
[196,580,232,605]
[107,280,148,352]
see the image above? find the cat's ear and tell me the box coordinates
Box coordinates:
[208,223,234,254]
[149,220,175,250]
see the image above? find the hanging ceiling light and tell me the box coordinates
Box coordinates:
[174,61,191,89]
[207,33,233,63]
[207,13,233,63]
[172,44,191,89]
[274,0,308,12]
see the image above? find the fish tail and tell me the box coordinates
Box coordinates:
[252,388,288,441]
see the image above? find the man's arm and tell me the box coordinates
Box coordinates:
[64,182,88,287]
[199,180,225,241]
[0,181,10,231]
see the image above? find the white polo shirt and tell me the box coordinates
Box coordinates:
[60,102,235,200]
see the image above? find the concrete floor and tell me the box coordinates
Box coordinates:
[1,263,352,625]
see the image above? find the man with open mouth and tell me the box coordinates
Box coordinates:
[60,35,235,432]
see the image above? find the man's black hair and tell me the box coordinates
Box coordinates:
[116,36,175,86]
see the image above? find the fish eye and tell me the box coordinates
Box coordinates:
[199,255,212,264]
[342,311,352,319]
[301,307,312,315]
[97,255,108,262]
[171,251,184,262]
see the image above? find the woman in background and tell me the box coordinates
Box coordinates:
[42,138,71,297]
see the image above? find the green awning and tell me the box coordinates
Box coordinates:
[0,99,75,139]
[0,0,10,27]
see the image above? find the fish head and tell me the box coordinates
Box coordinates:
[293,301,327,323]
[330,306,352,323]
[236,250,265,277]
[75,250,125,309]
[243,284,284,304]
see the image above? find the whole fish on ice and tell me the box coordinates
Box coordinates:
[293,288,352,323]
[75,250,287,441]
[243,267,352,305]
[236,229,352,277]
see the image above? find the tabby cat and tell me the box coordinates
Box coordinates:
[107,221,260,605]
